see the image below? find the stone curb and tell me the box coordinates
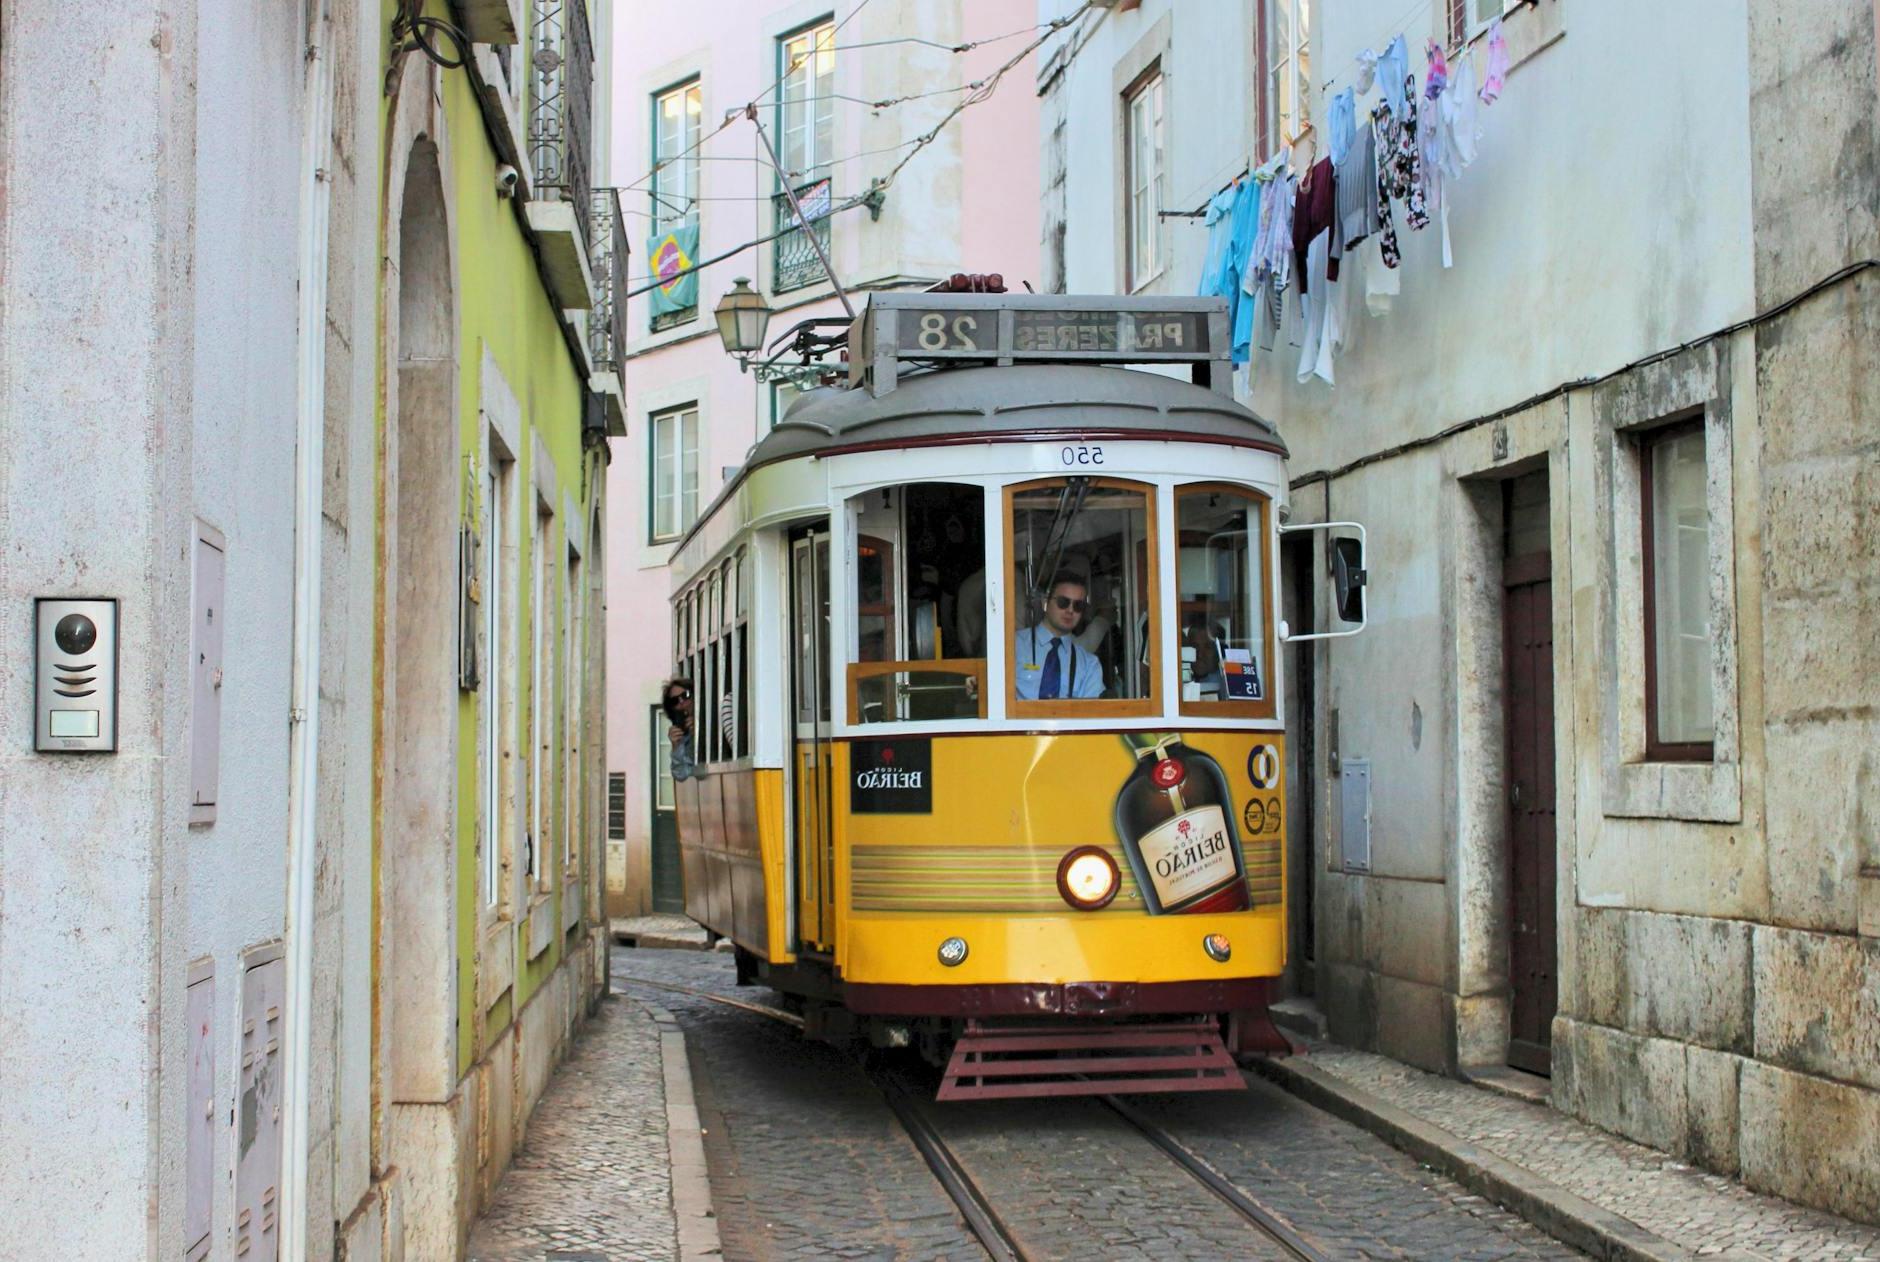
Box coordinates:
[636,997,723,1262]
[1248,1056,1694,1262]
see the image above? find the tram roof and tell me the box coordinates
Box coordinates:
[753,363,1287,466]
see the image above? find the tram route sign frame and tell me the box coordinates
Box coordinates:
[854,293,1234,399]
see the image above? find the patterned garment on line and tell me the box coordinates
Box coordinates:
[1370,104,1402,269]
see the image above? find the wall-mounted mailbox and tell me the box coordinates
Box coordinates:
[35,598,119,752]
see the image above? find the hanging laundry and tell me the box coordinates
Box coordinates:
[1442,58,1482,173]
[1377,35,1409,117]
[1364,234,1401,316]
[1369,104,1402,269]
[1377,80,1428,231]
[1296,226,1348,385]
[1355,48,1379,93]
[1417,76,1455,267]
[1424,38,1449,99]
[1292,158,1343,385]
[1328,88,1357,167]
[1243,159,1294,353]
[1196,184,1240,298]
[1292,157,1338,293]
[1225,178,1262,363]
[1336,112,1381,251]
[1479,17,1509,103]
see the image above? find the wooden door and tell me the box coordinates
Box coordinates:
[650,707,685,913]
[790,526,835,951]
[1504,550,1558,1074]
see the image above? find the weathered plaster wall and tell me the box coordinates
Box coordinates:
[1041,0,1878,1223]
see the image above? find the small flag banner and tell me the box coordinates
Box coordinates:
[786,177,832,228]
[647,222,699,315]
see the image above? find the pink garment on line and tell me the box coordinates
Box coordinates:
[1479,17,1509,103]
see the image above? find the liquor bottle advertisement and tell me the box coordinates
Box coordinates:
[841,731,1286,917]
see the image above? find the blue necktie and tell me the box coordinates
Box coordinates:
[1040,637,1063,699]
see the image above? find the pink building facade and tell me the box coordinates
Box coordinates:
[604,1,1041,915]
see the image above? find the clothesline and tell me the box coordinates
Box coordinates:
[1159,167,1250,219]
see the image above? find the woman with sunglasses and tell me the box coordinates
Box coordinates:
[1013,571,1105,700]
[661,678,705,781]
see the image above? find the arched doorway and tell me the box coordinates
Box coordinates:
[383,135,460,1103]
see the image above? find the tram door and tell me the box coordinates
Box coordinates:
[789,525,836,951]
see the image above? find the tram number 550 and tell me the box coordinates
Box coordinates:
[1060,444,1104,466]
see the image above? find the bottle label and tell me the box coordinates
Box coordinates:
[1134,804,1238,911]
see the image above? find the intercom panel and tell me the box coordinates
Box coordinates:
[35,598,119,752]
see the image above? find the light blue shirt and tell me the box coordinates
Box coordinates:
[1013,625,1105,700]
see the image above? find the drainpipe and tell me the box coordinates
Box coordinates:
[279,1,336,1257]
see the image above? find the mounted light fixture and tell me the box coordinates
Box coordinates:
[713,276,773,366]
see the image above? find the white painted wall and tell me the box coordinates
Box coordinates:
[603,0,1041,914]
[0,2,376,1257]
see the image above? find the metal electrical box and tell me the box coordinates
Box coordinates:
[34,598,119,752]
[1340,758,1373,873]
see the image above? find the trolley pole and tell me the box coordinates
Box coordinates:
[745,103,858,321]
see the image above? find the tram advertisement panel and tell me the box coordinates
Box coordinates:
[843,731,1285,917]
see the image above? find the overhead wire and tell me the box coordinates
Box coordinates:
[624,2,1093,295]
[614,0,877,200]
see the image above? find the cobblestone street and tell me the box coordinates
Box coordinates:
[612,946,1584,1261]
[458,944,1880,1261]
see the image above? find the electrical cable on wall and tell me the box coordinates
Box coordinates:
[384,0,468,94]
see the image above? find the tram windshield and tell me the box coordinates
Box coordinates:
[1175,485,1270,712]
[846,483,988,724]
[1008,478,1157,709]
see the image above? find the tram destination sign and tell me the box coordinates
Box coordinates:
[873,295,1223,366]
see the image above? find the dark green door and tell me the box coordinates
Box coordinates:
[650,705,685,913]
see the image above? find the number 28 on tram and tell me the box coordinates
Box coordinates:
[666,293,1369,1098]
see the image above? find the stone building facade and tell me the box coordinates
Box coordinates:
[1039,0,1877,1222]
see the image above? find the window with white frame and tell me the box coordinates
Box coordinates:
[482,451,515,909]
[1125,69,1166,289]
[778,21,835,182]
[1452,0,1521,44]
[650,404,700,542]
[1642,421,1715,760]
[652,79,701,233]
[775,19,836,292]
[530,503,554,890]
[1260,0,1311,161]
[651,78,701,330]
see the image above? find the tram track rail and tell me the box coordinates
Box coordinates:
[615,972,1332,1262]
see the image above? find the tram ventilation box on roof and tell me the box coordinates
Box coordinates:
[852,293,1234,399]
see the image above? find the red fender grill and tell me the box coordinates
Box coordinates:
[936,1017,1246,1101]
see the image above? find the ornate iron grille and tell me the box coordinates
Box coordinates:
[588,188,629,373]
[772,177,833,294]
[529,0,593,251]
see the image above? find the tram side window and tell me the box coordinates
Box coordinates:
[1008,478,1158,707]
[845,482,987,724]
[1175,485,1272,714]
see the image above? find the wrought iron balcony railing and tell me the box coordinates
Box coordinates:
[588,188,629,375]
[773,176,834,294]
[529,0,594,252]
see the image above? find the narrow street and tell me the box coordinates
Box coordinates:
[612,947,1581,1261]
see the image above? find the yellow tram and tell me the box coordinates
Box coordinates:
[667,293,1364,1098]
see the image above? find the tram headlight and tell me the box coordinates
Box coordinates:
[1203,933,1232,963]
[938,937,969,967]
[1056,847,1120,911]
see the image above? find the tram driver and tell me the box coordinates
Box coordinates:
[1014,571,1106,700]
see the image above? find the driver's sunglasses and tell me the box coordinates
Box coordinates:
[1051,595,1088,613]
[670,688,692,701]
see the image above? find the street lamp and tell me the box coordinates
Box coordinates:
[713,277,773,369]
